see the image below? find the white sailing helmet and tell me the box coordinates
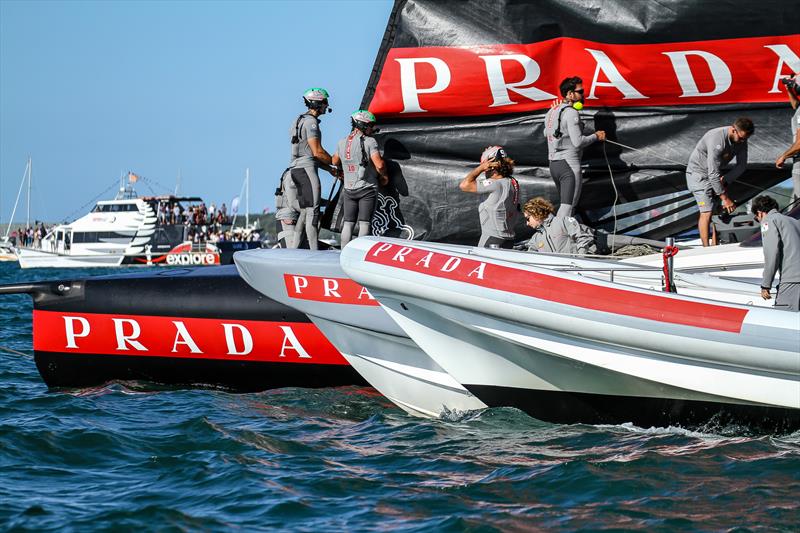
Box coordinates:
[480,145,507,163]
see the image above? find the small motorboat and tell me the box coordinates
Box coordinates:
[234,248,487,417]
[341,237,800,432]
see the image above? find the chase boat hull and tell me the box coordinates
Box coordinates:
[341,237,800,432]
[234,248,486,417]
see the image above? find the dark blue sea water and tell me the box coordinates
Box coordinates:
[1,263,798,531]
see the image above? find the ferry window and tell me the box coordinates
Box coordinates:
[72,231,129,243]
[90,204,138,213]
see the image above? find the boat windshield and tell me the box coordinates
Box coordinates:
[92,203,139,213]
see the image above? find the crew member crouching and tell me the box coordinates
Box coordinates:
[331,110,389,247]
[524,197,596,254]
[459,146,520,248]
[523,197,665,255]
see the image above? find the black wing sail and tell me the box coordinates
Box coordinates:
[361,0,800,242]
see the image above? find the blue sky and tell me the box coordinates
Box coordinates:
[0,0,393,223]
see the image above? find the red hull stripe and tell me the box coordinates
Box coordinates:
[364,243,748,333]
[370,34,799,118]
[32,310,348,365]
[283,274,379,306]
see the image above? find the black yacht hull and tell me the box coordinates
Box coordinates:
[8,265,365,391]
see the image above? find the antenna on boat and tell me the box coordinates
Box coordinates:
[175,168,181,196]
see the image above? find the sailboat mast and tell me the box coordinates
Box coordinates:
[4,159,29,241]
[26,157,31,228]
[245,168,250,228]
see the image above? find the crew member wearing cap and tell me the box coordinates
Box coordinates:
[331,110,389,247]
[686,118,754,247]
[752,195,800,312]
[543,76,606,217]
[459,146,520,248]
[775,74,800,203]
[287,87,336,250]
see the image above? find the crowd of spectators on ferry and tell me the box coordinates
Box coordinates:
[165,201,261,244]
[9,223,51,249]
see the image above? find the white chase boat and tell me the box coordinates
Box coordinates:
[341,237,800,432]
[17,182,223,268]
[234,248,487,417]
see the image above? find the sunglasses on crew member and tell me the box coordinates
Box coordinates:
[732,127,750,141]
[572,88,585,94]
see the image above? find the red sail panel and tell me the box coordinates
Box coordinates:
[370,35,800,118]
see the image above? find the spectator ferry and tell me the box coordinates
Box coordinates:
[16,182,258,268]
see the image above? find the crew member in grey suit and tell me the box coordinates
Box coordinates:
[752,195,800,312]
[286,87,337,250]
[543,76,605,217]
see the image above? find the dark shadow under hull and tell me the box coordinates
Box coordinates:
[35,351,366,392]
[467,384,800,434]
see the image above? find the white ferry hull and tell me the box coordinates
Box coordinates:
[17,248,124,268]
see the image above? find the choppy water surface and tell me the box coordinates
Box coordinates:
[0,263,798,531]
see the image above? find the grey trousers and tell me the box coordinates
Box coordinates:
[775,282,800,312]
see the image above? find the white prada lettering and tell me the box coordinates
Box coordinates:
[663,50,731,97]
[372,243,394,257]
[323,278,341,298]
[415,251,433,268]
[440,257,461,272]
[585,48,647,100]
[222,323,253,356]
[396,57,451,113]
[764,44,800,93]
[278,326,311,359]
[392,247,413,262]
[479,54,556,107]
[468,262,487,279]
[292,275,308,294]
[112,318,147,351]
[171,321,202,353]
[63,316,90,349]
[358,286,375,300]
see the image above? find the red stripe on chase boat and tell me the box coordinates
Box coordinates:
[283,274,379,306]
[364,243,748,333]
